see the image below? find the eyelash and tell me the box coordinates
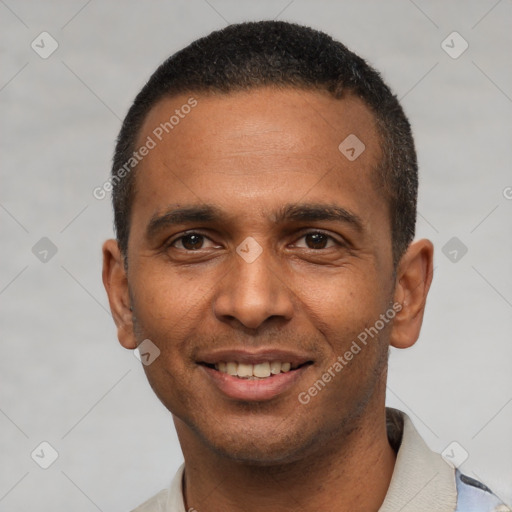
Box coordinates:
[166,230,343,250]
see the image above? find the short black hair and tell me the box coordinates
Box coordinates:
[111,20,417,266]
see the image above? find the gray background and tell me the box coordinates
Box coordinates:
[1,0,511,510]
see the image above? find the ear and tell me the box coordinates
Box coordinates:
[102,239,137,350]
[390,239,434,349]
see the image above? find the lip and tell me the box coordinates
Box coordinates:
[196,348,314,402]
[197,348,312,367]
[199,362,312,401]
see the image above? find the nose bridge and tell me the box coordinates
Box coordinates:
[212,236,294,329]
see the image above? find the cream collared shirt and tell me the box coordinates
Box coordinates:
[131,409,508,512]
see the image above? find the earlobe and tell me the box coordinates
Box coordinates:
[390,239,434,349]
[102,239,137,350]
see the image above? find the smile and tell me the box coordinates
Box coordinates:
[206,360,301,379]
[198,356,313,401]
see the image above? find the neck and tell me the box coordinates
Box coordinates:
[175,403,396,512]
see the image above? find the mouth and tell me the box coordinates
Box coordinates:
[197,352,314,401]
[200,360,311,379]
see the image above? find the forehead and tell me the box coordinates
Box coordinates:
[130,87,387,237]
[137,87,380,166]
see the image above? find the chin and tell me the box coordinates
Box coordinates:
[196,420,319,466]
[212,441,306,466]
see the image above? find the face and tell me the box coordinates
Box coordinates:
[108,88,404,464]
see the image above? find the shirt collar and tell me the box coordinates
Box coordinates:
[166,463,186,512]
[379,408,457,512]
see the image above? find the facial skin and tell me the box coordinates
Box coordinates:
[103,88,433,512]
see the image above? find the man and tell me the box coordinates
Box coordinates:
[102,21,510,511]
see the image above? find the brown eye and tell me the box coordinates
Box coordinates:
[305,232,329,249]
[172,233,207,250]
[294,231,339,250]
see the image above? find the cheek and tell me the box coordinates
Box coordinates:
[129,268,199,382]
[297,267,386,333]
[299,272,392,395]
[306,281,391,398]
[130,262,208,332]
[141,360,200,422]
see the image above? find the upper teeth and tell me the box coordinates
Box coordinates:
[215,361,293,378]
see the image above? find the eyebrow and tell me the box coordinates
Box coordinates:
[146,202,364,239]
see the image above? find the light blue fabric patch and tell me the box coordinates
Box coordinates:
[455,470,511,511]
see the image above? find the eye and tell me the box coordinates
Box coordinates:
[166,230,342,252]
[293,231,340,250]
[168,232,217,251]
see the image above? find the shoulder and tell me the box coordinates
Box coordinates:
[455,470,512,512]
[129,463,186,511]
[130,488,169,512]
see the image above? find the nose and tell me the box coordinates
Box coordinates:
[212,242,294,330]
